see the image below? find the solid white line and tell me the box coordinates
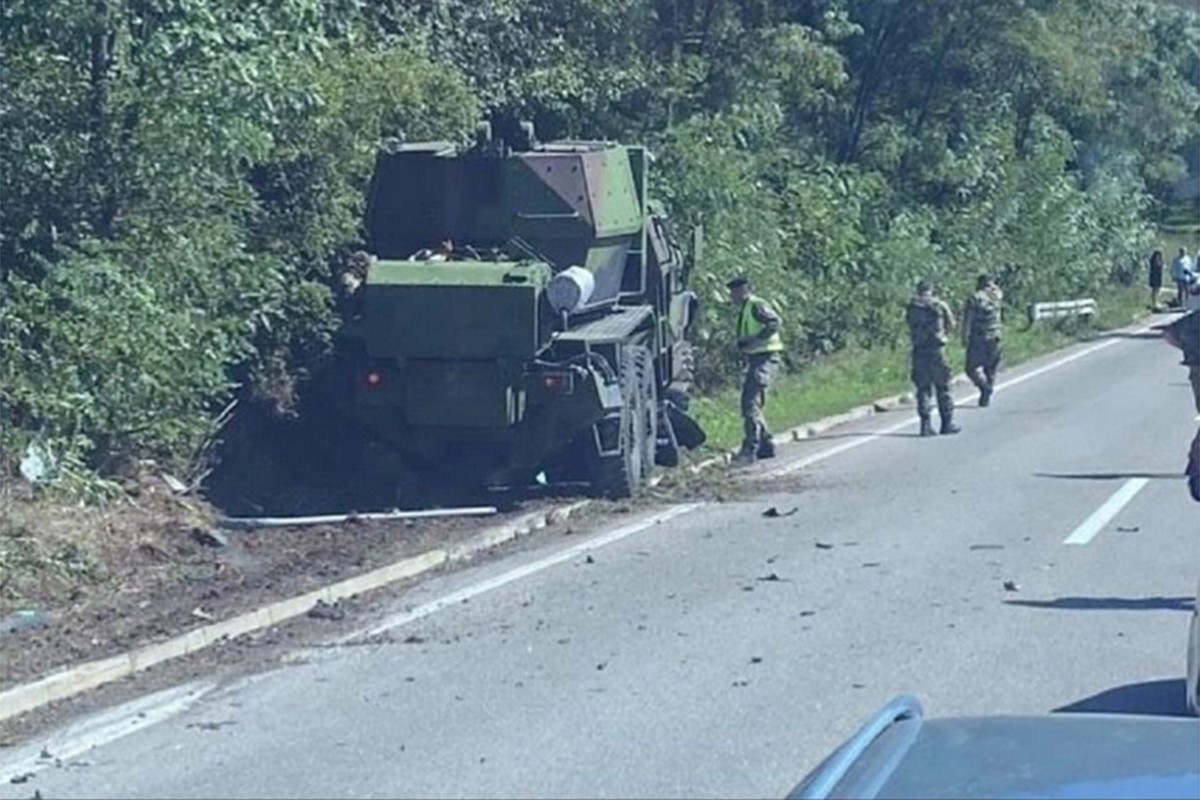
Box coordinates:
[342,502,704,642]
[1063,478,1150,545]
[762,329,1145,480]
[0,681,216,782]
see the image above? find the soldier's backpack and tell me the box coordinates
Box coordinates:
[908,300,943,348]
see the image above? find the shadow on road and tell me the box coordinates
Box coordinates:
[1053,678,1191,717]
[1097,330,1163,341]
[1004,596,1194,612]
[1034,471,1183,481]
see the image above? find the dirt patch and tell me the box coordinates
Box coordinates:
[0,476,539,693]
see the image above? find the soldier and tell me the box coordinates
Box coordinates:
[339,250,373,296]
[727,275,784,465]
[906,280,961,437]
[962,274,1004,407]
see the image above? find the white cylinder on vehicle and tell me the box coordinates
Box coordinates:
[547,266,595,313]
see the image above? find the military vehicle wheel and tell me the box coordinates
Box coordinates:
[637,346,658,481]
[590,345,654,499]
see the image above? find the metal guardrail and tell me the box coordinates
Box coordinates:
[1028,298,1097,324]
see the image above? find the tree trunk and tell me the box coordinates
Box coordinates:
[88,1,118,238]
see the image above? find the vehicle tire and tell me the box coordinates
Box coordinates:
[637,346,658,481]
[670,341,697,412]
[590,345,654,499]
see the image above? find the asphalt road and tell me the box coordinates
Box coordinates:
[3,324,1198,799]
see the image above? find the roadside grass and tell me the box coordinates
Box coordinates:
[690,283,1150,453]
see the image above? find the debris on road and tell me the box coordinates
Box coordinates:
[815,541,834,550]
[861,562,882,568]
[546,507,572,526]
[161,473,189,494]
[756,572,786,582]
[218,506,499,531]
[402,634,426,644]
[750,656,763,664]
[190,527,229,548]
[969,544,1005,551]
[186,720,237,732]
[0,609,50,636]
[307,600,346,621]
[762,506,798,518]
[1003,580,1020,592]
[1116,526,1139,533]
[732,679,750,687]
[9,773,33,784]
[584,554,595,564]
[191,607,215,622]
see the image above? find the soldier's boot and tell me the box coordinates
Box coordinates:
[919,417,937,438]
[756,436,777,460]
[939,413,961,435]
[732,443,757,466]
[979,385,992,407]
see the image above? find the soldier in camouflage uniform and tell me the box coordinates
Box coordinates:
[906,280,961,438]
[962,274,1004,407]
[727,275,784,465]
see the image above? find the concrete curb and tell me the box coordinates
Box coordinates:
[0,501,591,726]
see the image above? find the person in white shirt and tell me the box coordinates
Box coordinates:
[1171,248,1196,307]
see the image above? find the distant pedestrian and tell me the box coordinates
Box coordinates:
[962,274,1003,407]
[1148,249,1164,311]
[1171,248,1196,308]
[906,280,960,437]
[727,275,784,465]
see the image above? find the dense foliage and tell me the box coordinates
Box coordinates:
[2,0,1198,484]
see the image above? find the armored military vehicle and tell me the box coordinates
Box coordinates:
[331,121,704,502]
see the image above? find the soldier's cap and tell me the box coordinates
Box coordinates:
[726,275,750,289]
[916,279,932,294]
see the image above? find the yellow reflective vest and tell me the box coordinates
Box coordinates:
[737,295,784,355]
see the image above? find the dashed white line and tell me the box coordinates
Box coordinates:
[1063,478,1150,545]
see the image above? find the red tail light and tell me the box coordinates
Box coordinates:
[540,372,574,394]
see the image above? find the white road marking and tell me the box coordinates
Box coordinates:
[340,503,705,643]
[0,681,215,782]
[1063,478,1150,545]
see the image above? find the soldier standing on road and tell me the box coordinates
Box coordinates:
[962,274,1004,408]
[906,280,961,438]
[727,275,784,465]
